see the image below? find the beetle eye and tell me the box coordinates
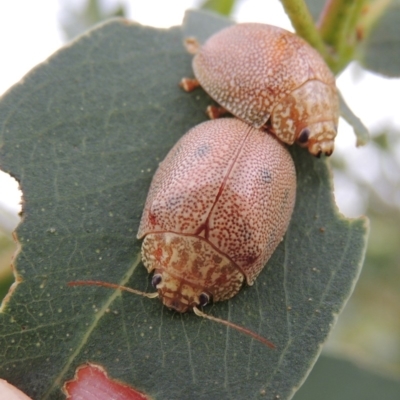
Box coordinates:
[198,293,210,307]
[151,274,162,288]
[298,128,310,144]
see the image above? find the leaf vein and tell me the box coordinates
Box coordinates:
[41,252,142,399]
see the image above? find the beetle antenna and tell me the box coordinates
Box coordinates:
[68,280,159,299]
[68,282,275,348]
[193,306,275,349]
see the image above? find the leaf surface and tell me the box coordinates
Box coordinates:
[294,353,400,400]
[0,12,368,400]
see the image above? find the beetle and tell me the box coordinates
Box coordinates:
[181,23,340,157]
[70,118,296,348]
[137,118,296,312]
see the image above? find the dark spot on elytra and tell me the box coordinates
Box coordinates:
[166,195,183,209]
[195,144,210,159]
[261,168,272,184]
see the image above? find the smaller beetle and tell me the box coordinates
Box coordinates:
[181,23,340,157]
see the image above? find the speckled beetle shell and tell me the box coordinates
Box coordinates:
[137,118,296,313]
[186,23,339,157]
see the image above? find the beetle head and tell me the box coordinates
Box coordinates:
[271,80,339,157]
[151,270,210,313]
[141,232,245,313]
[296,121,337,157]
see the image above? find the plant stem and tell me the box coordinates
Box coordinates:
[280,0,331,63]
[318,0,368,73]
[357,0,392,41]
[318,0,355,44]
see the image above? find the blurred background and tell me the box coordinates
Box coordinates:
[0,0,399,392]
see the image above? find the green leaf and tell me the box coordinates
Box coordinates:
[0,11,368,400]
[182,8,233,44]
[303,0,326,22]
[0,233,15,303]
[60,0,127,40]
[293,353,400,400]
[361,0,400,77]
[200,0,236,16]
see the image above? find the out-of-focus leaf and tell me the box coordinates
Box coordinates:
[59,0,127,40]
[361,0,400,77]
[182,8,233,44]
[293,353,400,400]
[0,271,13,304]
[303,0,326,22]
[0,203,20,236]
[372,131,389,150]
[339,92,370,146]
[200,0,236,16]
[0,11,368,400]
[0,233,15,303]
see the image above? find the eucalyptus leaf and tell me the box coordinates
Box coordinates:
[361,0,400,77]
[200,0,236,16]
[303,0,325,22]
[182,8,233,44]
[0,11,368,400]
[294,353,400,400]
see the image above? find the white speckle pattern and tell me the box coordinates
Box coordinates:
[192,23,339,155]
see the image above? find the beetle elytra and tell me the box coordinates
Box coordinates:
[70,118,296,348]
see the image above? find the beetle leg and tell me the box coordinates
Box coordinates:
[179,77,200,92]
[206,105,229,120]
[184,37,200,54]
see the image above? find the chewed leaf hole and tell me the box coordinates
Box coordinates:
[63,363,152,400]
[0,171,22,308]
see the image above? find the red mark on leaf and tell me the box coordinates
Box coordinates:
[64,363,152,400]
